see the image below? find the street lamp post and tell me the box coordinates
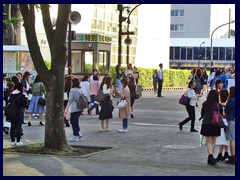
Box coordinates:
[210,20,235,67]
[125,4,141,65]
[198,42,205,69]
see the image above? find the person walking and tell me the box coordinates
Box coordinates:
[90,69,99,83]
[157,63,164,97]
[88,75,100,115]
[200,90,222,165]
[178,80,201,132]
[80,75,91,111]
[224,86,235,164]
[64,75,72,127]
[115,78,131,133]
[152,70,158,93]
[128,76,137,118]
[3,74,9,106]
[194,68,204,95]
[27,75,46,126]
[64,78,84,142]
[98,76,114,132]
[9,82,27,146]
[202,71,208,95]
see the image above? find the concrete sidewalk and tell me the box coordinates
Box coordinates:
[3,90,235,176]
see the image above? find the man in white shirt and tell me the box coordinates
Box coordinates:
[157,63,164,97]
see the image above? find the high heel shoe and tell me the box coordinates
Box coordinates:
[39,122,44,126]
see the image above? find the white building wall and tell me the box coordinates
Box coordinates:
[135,4,170,69]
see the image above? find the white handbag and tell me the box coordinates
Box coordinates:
[64,92,68,100]
[117,99,127,108]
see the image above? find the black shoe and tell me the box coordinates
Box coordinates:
[23,122,27,124]
[178,123,183,131]
[216,154,223,162]
[131,114,134,118]
[225,156,235,164]
[208,157,217,165]
[222,154,231,161]
[28,122,31,126]
[65,120,70,127]
[190,129,198,132]
[39,122,44,126]
[87,110,91,115]
[158,95,164,98]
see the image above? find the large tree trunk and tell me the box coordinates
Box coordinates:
[11,4,21,45]
[3,4,15,45]
[19,4,71,150]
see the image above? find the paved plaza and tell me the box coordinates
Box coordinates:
[3,90,235,176]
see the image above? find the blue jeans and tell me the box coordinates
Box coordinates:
[123,118,128,129]
[70,111,82,136]
[116,79,122,91]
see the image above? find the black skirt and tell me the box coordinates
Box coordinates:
[99,100,113,120]
[200,124,221,137]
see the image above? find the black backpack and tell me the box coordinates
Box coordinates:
[4,95,22,122]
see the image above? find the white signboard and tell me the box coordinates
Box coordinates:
[227,79,235,91]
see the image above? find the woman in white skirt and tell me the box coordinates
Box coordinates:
[215,89,230,161]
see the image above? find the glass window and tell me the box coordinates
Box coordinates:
[181,47,186,60]
[84,51,93,74]
[233,47,235,60]
[213,47,218,60]
[193,47,199,60]
[98,51,110,74]
[219,47,225,60]
[71,51,82,73]
[187,47,193,60]
[206,47,211,60]
[171,10,174,16]
[20,52,34,71]
[179,24,184,31]
[199,47,205,60]
[226,47,232,60]
[170,24,174,31]
[175,47,180,60]
[170,47,174,60]
[4,52,17,71]
[180,10,184,16]
[174,10,179,16]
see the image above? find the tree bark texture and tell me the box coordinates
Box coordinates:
[19,4,71,150]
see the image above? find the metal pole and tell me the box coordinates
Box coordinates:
[126,23,130,65]
[198,42,205,69]
[210,20,235,68]
[118,4,123,66]
[68,21,72,75]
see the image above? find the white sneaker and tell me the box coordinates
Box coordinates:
[79,132,82,138]
[106,128,111,132]
[99,128,105,132]
[68,137,80,142]
[16,141,23,146]
[118,129,128,133]
[10,141,16,146]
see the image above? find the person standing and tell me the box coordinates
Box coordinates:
[98,76,114,132]
[116,64,123,91]
[64,78,84,142]
[157,63,164,97]
[80,75,91,111]
[224,86,235,164]
[64,75,72,127]
[3,74,9,106]
[152,70,158,93]
[194,69,204,95]
[116,78,131,133]
[90,69,99,84]
[27,75,46,126]
[128,77,137,118]
[124,63,134,78]
[178,80,200,132]
[88,75,100,115]
[9,82,27,146]
[200,90,222,165]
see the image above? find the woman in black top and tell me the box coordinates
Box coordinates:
[64,75,72,127]
[9,82,27,146]
[128,77,136,118]
[200,90,222,165]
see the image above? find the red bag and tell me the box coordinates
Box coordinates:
[212,103,225,128]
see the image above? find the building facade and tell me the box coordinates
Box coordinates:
[170,4,235,69]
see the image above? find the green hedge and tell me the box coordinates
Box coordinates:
[110,66,191,88]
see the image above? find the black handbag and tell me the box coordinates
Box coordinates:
[38,97,46,106]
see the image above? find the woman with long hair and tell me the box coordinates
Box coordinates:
[115,78,131,133]
[27,75,46,126]
[98,76,114,131]
[178,80,200,132]
[116,64,123,91]
[200,90,222,165]
[128,77,137,118]
[64,75,72,127]
[214,79,224,93]
[88,75,100,115]
[224,86,235,164]
[80,75,90,111]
